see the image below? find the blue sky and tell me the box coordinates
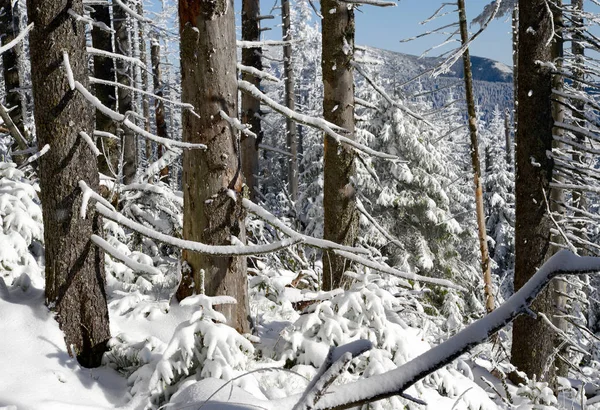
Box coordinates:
[353,1,513,65]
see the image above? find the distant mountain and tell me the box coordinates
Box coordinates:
[361,47,513,84]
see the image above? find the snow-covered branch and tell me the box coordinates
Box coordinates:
[0,23,33,56]
[241,197,371,255]
[275,250,600,409]
[113,0,152,22]
[237,63,281,83]
[238,80,398,160]
[339,0,396,7]
[96,203,304,256]
[237,40,295,48]
[91,234,161,277]
[86,47,146,68]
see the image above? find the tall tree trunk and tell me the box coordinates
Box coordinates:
[550,0,568,379]
[504,108,512,167]
[511,0,559,383]
[0,0,26,163]
[114,2,136,184]
[90,3,118,177]
[512,3,518,118]
[282,0,299,201]
[241,0,262,201]
[177,0,250,333]
[457,0,494,313]
[150,36,169,182]
[571,0,587,253]
[138,1,152,165]
[27,0,110,367]
[321,0,357,291]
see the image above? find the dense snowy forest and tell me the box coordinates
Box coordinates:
[4,0,600,408]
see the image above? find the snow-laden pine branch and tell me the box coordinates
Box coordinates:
[238,80,398,160]
[137,148,183,183]
[274,250,600,409]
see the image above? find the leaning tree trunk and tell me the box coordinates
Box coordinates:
[114,2,136,184]
[177,0,250,334]
[241,0,262,201]
[321,0,358,291]
[282,0,299,201]
[26,0,110,368]
[90,2,118,177]
[150,36,169,182]
[511,0,559,383]
[457,0,494,313]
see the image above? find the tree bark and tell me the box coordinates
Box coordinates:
[90,3,118,177]
[177,0,250,333]
[282,0,299,201]
[26,0,110,367]
[511,0,558,383]
[321,0,358,291]
[457,0,494,313]
[150,36,169,182]
[241,0,262,201]
[114,2,136,184]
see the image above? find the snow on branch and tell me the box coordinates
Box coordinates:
[67,8,115,33]
[432,0,502,77]
[219,110,257,138]
[91,234,161,277]
[79,180,116,219]
[276,250,600,409]
[0,23,33,56]
[237,40,295,48]
[0,103,28,150]
[137,148,183,183]
[122,183,183,207]
[258,143,293,157]
[238,80,398,160]
[293,340,373,410]
[89,77,198,114]
[25,144,49,165]
[113,0,152,22]
[86,47,146,68]
[95,203,304,256]
[241,197,371,255]
[79,131,100,156]
[72,79,205,150]
[339,0,396,7]
[63,53,75,91]
[351,61,434,127]
[237,63,281,83]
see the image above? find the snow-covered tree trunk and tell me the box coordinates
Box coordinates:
[150,35,169,182]
[571,0,588,254]
[114,1,136,184]
[282,0,299,201]
[457,0,494,313]
[0,0,26,162]
[26,0,110,367]
[511,0,559,383]
[90,2,118,177]
[177,0,250,333]
[241,0,262,201]
[321,0,358,291]
[137,1,152,164]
